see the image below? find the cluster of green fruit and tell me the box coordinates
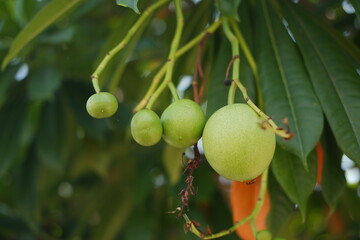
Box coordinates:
[86,92,276,182]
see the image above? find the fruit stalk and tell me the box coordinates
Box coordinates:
[222,18,239,105]
[146,0,184,109]
[185,169,269,239]
[223,17,293,139]
[134,20,222,112]
[90,0,169,93]
[229,18,264,109]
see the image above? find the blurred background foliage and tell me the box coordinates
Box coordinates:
[0,0,359,239]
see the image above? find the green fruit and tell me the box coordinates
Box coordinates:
[131,109,163,146]
[161,99,206,148]
[86,92,118,119]
[202,104,275,181]
[256,230,272,240]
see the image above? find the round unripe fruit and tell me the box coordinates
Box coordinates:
[202,104,276,181]
[131,109,163,146]
[161,99,206,148]
[256,230,272,240]
[86,92,118,119]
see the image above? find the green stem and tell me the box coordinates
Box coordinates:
[229,18,264,110]
[185,169,269,239]
[134,20,222,112]
[227,81,236,104]
[146,0,184,109]
[222,18,239,105]
[250,219,257,238]
[223,18,293,139]
[90,0,169,93]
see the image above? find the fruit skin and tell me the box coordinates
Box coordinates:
[202,104,275,181]
[131,109,163,146]
[161,99,206,148]
[86,92,118,119]
[256,230,272,240]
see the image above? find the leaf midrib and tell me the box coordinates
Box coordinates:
[286,1,360,154]
[262,1,306,161]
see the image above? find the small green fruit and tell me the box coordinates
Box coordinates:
[131,109,163,146]
[86,92,118,119]
[202,104,275,181]
[256,230,272,240]
[161,99,206,148]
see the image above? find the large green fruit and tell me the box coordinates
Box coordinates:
[161,99,206,148]
[256,230,272,240]
[202,104,275,181]
[131,109,163,146]
[86,92,118,119]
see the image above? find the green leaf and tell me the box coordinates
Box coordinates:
[116,0,140,14]
[281,0,360,166]
[255,0,323,167]
[162,144,184,186]
[267,172,294,235]
[216,0,241,21]
[13,145,39,231]
[349,0,360,20]
[320,123,346,213]
[0,65,19,107]
[36,99,71,172]
[271,146,317,220]
[2,0,82,69]
[27,67,62,101]
[0,87,28,177]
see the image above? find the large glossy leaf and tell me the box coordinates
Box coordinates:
[320,123,346,213]
[267,172,294,235]
[2,0,83,69]
[281,0,360,166]
[271,146,317,220]
[255,0,323,167]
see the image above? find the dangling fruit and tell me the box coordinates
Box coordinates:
[161,99,205,148]
[202,104,275,181]
[86,92,118,119]
[131,109,163,146]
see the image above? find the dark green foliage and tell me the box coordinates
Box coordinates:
[0,0,359,239]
